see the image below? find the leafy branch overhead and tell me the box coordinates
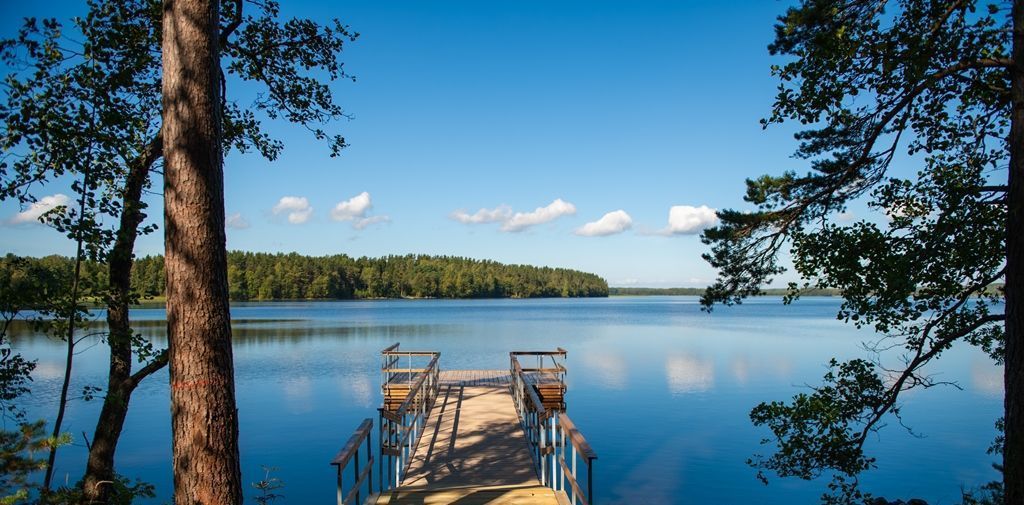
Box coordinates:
[0,0,358,501]
[700,0,1014,502]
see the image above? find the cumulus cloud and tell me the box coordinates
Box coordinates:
[331,191,372,221]
[353,215,391,230]
[450,205,512,224]
[9,194,70,225]
[449,198,577,232]
[331,191,389,229]
[272,196,313,224]
[226,212,250,230]
[662,205,718,235]
[575,210,632,237]
[501,199,577,232]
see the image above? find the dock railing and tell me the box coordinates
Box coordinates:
[510,351,596,505]
[330,418,374,505]
[378,344,441,491]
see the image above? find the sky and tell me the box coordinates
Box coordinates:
[0,0,832,288]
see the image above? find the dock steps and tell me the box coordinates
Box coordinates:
[370,484,565,504]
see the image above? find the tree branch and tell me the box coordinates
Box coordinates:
[128,350,167,389]
[219,0,243,47]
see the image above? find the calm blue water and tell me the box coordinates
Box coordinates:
[12,297,1003,504]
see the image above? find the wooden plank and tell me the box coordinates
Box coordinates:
[400,385,544,491]
[557,414,596,461]
[374,485,559,504]
[381,343,401,353]
[380,409,401,423]
[331,418,373,467]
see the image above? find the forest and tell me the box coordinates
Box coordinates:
[6,252,609,301]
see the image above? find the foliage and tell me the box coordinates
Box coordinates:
[699,0,1012,502]
[1,0,359,499]
[165,252,608,299]
[1,253,608,301]
[0,420,47,503]
[40,473,156,505]
[251,466,284,505]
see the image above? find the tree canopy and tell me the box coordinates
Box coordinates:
[700,0,1016,503]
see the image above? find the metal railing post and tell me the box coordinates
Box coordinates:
[539,414,546,486]
[336,464,343,505]
[560,425,566,493]
[571,444,578,505]
[588,460,593,505]
[353,447,360,505]
[550,414,557,491]
[366,425,373,496]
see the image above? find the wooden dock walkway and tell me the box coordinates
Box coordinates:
[375,381,561,504]
[332,345,594,505]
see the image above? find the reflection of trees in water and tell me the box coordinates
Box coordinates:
[6,318,462,348]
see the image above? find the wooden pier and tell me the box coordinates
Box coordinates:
[331,344,596,505]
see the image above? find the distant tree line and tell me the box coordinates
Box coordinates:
[7,253,608,301]
[608,287,843,296]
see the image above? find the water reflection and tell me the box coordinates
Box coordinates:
[971,361,1003,398]
[665,353,714,394]
[281,376,313,414]
[580,350,627,390]
[731,355,750,385]
[345,375,374,408]
[6,297,1004,505]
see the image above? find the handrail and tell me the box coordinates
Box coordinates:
[510,351,596,505]
[510,349,568,356]
[394,354,439,415]
[556,412,597,505]
[330,418,374,505]
[557,412,597,461]
[378,348,441,492]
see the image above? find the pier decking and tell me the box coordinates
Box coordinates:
[376,381,557,504]
[332,345,595,505]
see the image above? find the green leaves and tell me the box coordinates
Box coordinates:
[750,359,882,481]
[700,0,1011,500]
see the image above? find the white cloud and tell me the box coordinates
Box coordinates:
[331,191,372,221]
[449,198,577,233]
[272,196,313,224]
[9,194,70,225]
[450,205,512,224]
[501,198,577,232]
[662,205,718,235]
[575,210,632,237]
[331,192,389,229]
[225,212,250,230]
[353,215,391,230]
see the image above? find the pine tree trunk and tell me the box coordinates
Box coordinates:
[1005,1,1024,502]
[162,0,242,503]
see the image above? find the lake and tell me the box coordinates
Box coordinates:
[12,296,1004,504]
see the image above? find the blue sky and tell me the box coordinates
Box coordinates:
[0,1,827,287]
